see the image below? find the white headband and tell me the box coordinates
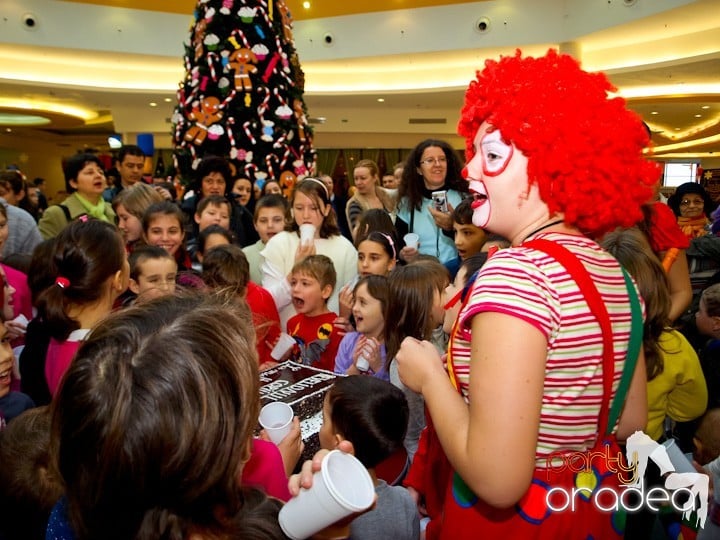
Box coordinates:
[299,177,329,199]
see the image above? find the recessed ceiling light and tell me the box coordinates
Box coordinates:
[695,114,702,118]
[303,1,310,8]
[0,113,51,126]
[149,102,157,107]
[702,105,710,109]
[377,98,385,103]
[164,98,172,103]
[650,111,658,115]
[675,127,681,130]
[5,128,11,133]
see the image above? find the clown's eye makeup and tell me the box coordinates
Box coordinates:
[480,130,513,177]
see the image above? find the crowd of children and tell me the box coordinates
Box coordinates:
[1,50,719,539]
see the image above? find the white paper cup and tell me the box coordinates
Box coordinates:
[12,314,28,326]
[403,233,419,250]
[299,224,316,245]
[258,402,294,445]
[279,450,375,540]
[662,439,696,474]
[271,332,296,361]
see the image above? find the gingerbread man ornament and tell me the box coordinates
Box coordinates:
[184,96,223,146]
[228,48,258,92]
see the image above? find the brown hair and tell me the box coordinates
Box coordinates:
[601,227,671,380]
[35,220,125,341]
[111,182,164,219]
[287,178,340,238]
[50,294,260,540]
[385,263,447,366]
[201,244,250,298]
[0,407,63,540]
[701,283,720,318]
[291,254,337,293]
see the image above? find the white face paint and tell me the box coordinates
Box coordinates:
[465,124,527,231]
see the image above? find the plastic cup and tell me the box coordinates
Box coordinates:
[299,224,316,245]
[258,402,294,444]
[403,233,419,250]
[271,332,296,361]
[661,438,696,474]
[279,450,375,540]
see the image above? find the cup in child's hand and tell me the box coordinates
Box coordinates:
[279,450,375,540]
[271,332,296,361]
[403,233,419,250]
[661,439,696,474]
[259,402,294,445]
[299,224,316,246]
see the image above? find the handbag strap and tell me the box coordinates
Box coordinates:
[523,239,641,438]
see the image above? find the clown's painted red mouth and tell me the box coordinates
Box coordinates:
[468,181,488,209]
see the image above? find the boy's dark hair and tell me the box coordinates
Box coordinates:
[0,170,26,196]
[116,144,145,164]
[197,225,234,256]
[327,376,409,468]
[202,244,250,297]
[702,283,720,318]
[196,194,232,217]
[253,194,288,222]
[451,197,474,225]
[0,407,64,540]
[291,254,336,293]
[128,245,176,281]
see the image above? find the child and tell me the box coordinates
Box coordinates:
[0,321,34,425]
[111,182,163,254]
[385,263,447,460]
[193,224,233,271]
[193,194,231,233]
[695,283,720,409]
[127,245,177,304]
[334,275,390,380]
[35,220,128,396]
[319,375,419,540]
[445,198,487,279]
[404,253,488,539]
[201,244,281,370]
[694,408,720,540]
[0,406,64,540]
[243,194,288,285]
[337,231,397,324]
[48,294,288,539]
[261,178,358,327]
[284,254,342,372]
[142,201,192,271]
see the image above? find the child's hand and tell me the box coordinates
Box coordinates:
[399,245,419,263]
[276,417,304,477]
[353,336,382,374]
[332,316,354,336]
[338,284,353,320]
[4,320,26,340]
[294,239,316,263]
[288,440,356,496]
[396,337,444,393]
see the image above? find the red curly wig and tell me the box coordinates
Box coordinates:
[458,49,660,237]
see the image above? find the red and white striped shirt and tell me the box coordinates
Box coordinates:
[450,233,640,467]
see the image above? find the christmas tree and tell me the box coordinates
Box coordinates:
[172,0,315,195]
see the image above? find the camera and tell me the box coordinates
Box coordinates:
[432,190,448,213]
[22,13,37,29]
[323,33,334,45]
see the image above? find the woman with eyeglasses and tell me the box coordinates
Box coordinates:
[395,139,468,265]
[667,182,716,240]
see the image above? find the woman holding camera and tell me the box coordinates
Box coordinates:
[395,139,467,264]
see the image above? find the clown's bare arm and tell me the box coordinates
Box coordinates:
[396,311,546,509]
[663,248,692,323]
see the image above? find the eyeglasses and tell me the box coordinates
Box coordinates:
[420,157,447,166]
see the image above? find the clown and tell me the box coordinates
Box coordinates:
[392,50,659,539]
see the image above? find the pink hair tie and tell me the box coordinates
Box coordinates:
[55,277,70,289]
